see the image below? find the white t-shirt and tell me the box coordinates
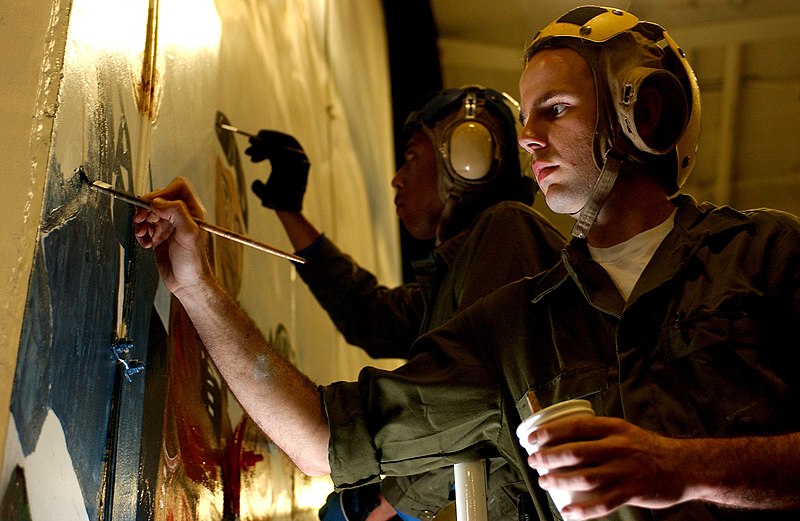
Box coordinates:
[587,210,676,301]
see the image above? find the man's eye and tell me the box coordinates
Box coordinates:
[552,104,567,116]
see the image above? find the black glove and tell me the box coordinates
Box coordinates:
[245,129,310,212]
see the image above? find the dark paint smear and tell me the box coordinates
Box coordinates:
[135,310,169,521]
[0,466,32,521]
[11,110,159,519]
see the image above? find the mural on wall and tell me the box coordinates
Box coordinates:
[2,0,399,519]
[6,56,162,517]
[0,1,295,519]
[148,112,299,521]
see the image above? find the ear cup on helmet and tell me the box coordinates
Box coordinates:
[447,121,495,181]
[617,67,688,154]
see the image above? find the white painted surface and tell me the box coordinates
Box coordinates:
[2,411,90,521]
[25,411,90,521]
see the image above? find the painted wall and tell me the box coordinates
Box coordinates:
[0,0,58,473]
[1,0,401,519]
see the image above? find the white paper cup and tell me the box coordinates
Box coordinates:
[516,399,595,512]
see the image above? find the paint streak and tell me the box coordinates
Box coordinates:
[133,0,163,194]
[153,298,229,518]
[38,171,88,234]
[138,0,161,122]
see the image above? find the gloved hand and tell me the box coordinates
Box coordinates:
[245,129,310,212]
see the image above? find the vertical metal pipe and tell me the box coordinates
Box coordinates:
[454,460,488,521]
[715,42,742,204]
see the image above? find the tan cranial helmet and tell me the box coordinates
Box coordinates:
[404,85,536,243]
[525,5,701,237]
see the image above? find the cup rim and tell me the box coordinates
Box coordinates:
[516,398,594,437]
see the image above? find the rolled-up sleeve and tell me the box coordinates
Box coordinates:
[322,379,383,487]
[320,306,504,489]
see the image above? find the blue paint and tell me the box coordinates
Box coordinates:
[11,111,160,519]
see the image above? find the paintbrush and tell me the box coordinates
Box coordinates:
[77,166,305,264]
[218,122,257,139]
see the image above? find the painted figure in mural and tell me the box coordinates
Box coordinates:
[133,6,800,521]
[243,85,566,520]
[153,125,276,521]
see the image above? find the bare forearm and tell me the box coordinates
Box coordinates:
[174,275,331,476]
[533,416,800,518]
[682,433,800,510]
[133,179,330,474]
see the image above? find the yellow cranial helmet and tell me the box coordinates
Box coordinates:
[526,5,701,193]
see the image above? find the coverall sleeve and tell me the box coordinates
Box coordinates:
[320,303,505,489]
[295,236,425,359]
[377,203,565,514]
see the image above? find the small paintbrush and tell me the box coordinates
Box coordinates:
[77,166,305,264]
[218,123,257,139]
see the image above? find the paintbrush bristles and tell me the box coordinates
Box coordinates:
[77,166,90,184]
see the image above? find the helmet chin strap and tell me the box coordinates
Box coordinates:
[570,142,628,239]
[435,184,466,246]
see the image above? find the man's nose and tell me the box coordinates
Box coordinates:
[518,121,546,153]
[391,168,405,189]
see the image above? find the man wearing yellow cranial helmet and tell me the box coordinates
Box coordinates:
[525,5,701,238]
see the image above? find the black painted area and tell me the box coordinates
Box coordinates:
[135,307,169,521]
[0,466,32,521]
[12,117,159,518]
